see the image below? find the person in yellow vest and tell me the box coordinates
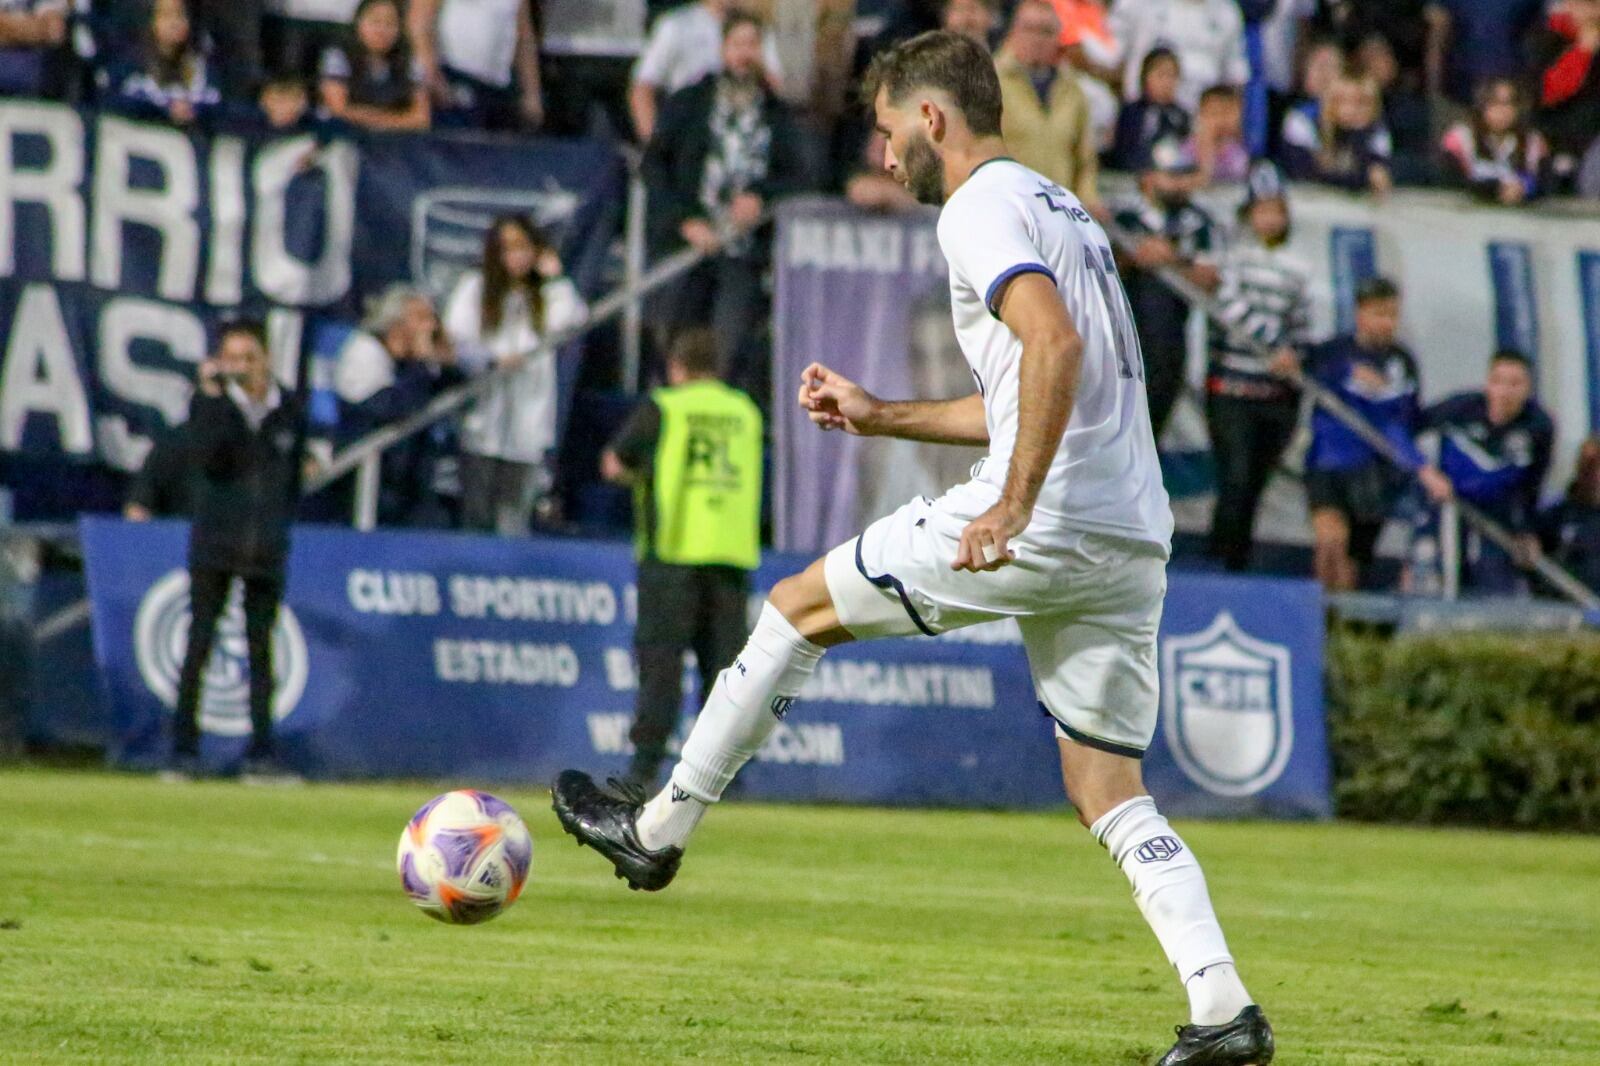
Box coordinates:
[601,329,764,788]
[995,0,1102,211]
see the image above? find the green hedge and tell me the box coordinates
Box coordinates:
[1326,630,1600,831]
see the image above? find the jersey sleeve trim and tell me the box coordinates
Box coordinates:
[984,263,1057,319]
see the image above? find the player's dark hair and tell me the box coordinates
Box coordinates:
[1355,276,1400,305]
[1490,348,1533,372]
[862,30,1004,137]
[723,10,763,39]
[668,328,720,378]
[217,317,267,350]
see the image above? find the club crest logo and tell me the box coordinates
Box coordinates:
[1161,611,1293,797]
[770,695,794,721]
[1134,836,1184,863]
[134,570,309,736]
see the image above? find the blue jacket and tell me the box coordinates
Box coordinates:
[1409,391,1553,530]
[1305,336,1420,473]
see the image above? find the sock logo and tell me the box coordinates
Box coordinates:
[670,785,690,803]
[734,659,747,676]
[770,695,794,720]
[1134,836,1184,863]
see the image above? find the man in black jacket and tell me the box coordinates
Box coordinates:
[643,10,808,398]
[167,320,303,781]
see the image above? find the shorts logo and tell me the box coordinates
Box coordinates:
[1134,836,1184,863]
[134,570,309,737]
[1161,611,1293,797]
[770,695,794,721]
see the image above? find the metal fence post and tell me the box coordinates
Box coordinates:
[623,157,647,394]
[354,454,380,532]
[1439,498,1460,602]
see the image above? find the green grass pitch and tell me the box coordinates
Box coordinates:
[0,767,1596,1064]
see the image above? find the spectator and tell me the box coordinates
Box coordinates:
[1190,83,1249,183]
[1539,437,1600,594]
[1280,73,1393,195]
[1204,161,1311,572]
[445,216,588,536]
[644,12,807,397]
[1441,78,1548,205]
[629,0,783,142]
[125,423,196,521]
[1353,31,1432,183]
[258,72,312,130]
[1303,277,1420,592]
[1408,350,1553,595]
[407,0,542,131]
[1316,1,1432,94]
[996,0,1100,207]
[537,0,645,139]
[317,0,428,130]
[1255,0,1316,120]
[1114,137,1219,438]
[334,285,464,527]
[0,0,68,98]
[1292,34,1343,111]
[166,320,303,782]
[1107,0,1248,111]
[1048,0,1121,146]
[601,328,763,789]
[101,0,222,127]
[1531,0,1600,197]
[263,0,358,83]
[1109,46,1190,171]
[941,0,997,45]
[1424,0,1544,107]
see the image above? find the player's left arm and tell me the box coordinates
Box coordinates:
[952,273,1083,573]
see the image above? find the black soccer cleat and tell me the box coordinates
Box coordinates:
[550,770,683,892]
[1156,1005,1275,1066]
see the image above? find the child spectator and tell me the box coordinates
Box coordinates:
[1190,83,1250,183]
[1441,78,1548,205]
[259,73,311,130]
[1281,72,1392,195]
[1303,277,1420,591]
[1110,47,1190,171]
[318,0,428,131]
[102,0,221,127]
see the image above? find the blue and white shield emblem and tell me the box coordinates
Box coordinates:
[1161,612,1293,797]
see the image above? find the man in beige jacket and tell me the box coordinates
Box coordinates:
[995,0,1102,210]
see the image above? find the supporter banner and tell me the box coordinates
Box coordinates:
[80,518,1330,818]
[0,101,620,504]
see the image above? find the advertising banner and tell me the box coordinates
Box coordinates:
[81,518,1330,817]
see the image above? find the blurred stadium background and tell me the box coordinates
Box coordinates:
[1,0,1599,1061]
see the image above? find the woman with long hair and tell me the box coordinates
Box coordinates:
[1441,77,1548,205]
[104,0,220,127]
[317,0,430,131]
[1280,72,1393,195]
[444,215,587,535]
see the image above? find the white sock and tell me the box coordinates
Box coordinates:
[1091,796,1251,1025]
[636,603,824,851]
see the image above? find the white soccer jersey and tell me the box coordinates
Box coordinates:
[935,157,1173,552]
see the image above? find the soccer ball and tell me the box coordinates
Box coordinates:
[396,789,532,924]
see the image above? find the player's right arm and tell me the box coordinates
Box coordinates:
[798,363,988,445]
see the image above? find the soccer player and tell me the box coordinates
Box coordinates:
[554,29,1274,1065]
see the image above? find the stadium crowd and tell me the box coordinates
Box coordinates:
[7,0,1600,597]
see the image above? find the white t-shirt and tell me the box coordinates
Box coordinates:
[1108,0,1249,111]
[436,0,522,88]
[632,2,783,94]
[935,157,1173,551]
[263,0,360,22]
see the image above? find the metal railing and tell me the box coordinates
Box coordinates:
[1099,218,1600,611]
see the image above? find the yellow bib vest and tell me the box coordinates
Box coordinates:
[639,379,763,569]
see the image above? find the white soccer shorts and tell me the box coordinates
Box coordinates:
[822,484,1167,758]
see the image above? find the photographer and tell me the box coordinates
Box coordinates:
[167,320,304,782]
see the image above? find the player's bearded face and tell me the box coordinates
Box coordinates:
[901,130,945,205]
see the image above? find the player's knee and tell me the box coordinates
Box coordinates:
[768,563,841,643]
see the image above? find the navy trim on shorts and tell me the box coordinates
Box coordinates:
[1039,702,1146,760]
[985,264,1057,318]
[854,534,938,637]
